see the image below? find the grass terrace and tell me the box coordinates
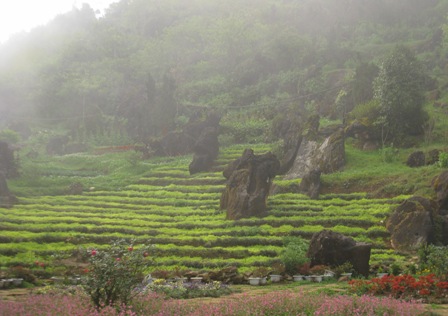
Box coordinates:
[0,142,411,273]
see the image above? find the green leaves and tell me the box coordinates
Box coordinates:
[374,46,428,143]
[82,239,155,308]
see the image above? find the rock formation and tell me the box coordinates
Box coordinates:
[298,169,321,199]
[307,230,371,277]
[285,129,345,179]
[221,149,280,220]
[386,196,438,251]
[189,126,219,174]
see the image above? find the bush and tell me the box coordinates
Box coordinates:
[418,245,448,278]
[82,239,155,309]
[145,280,233,299]
[438,152,448,168]
[380,146,399,163]
[0,129,20,144]
[280,237,309,275]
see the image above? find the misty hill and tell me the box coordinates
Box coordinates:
[0,0,447,144]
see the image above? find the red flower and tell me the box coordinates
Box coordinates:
[91,249,97,256]
[116,258,121,261]
[39,262,45,268]
[83,268,89,274]
[128,246,133,252]
[143,252,149,257]
[419,289,431,296]
[436,281,448,289]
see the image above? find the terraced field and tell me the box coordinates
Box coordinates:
[0,144,407,272]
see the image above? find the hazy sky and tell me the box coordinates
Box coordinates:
[0,0,120,43]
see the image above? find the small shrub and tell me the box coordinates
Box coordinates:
[438,152,448,168]
[82,239,155,309]
[418,244,448,278]
[380,146,399,163]
[333,262,354,277]
[146,280,233,299]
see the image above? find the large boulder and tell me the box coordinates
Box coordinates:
[285,129,345,179]
[406,151,425,168]
[298,169,321,199]
[386,196,438,251]
[220,149,280,220]
[189,127,219,174]
[307,230,371,277]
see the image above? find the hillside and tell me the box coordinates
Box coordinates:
[1,142,413,273]
[1,0,448,279]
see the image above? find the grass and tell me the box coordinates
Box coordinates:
[0,141,424,273]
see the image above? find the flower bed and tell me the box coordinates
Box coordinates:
[349,273,448,302]
[0,290,428,316]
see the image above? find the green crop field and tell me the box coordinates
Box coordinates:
[0,143,408,273]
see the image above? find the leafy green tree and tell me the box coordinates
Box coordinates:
[352,62,379,107]
[374,46,428,143]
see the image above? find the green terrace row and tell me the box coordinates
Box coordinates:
[0,206,390,230]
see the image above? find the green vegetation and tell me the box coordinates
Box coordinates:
[0,142,416,273]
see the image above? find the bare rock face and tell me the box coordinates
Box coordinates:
[317,129,345,173]
[285,129,345,179]
[298,169,321,199]
[307,230,371,277]
[386,196,437,252]
[189,127,219,175]
[220,149,280,220]
[406,151,425,168]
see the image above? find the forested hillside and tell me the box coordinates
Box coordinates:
[1,0,448,144]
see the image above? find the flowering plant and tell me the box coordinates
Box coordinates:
[82,239,155,309]
[349,273,448,301]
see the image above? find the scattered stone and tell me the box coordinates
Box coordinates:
[406,151,425,168]
[307,230,371,277]
[221,149,280,220]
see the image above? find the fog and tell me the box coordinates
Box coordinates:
[0,0,445,143]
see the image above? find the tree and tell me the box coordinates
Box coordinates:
[374,46,428,143]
